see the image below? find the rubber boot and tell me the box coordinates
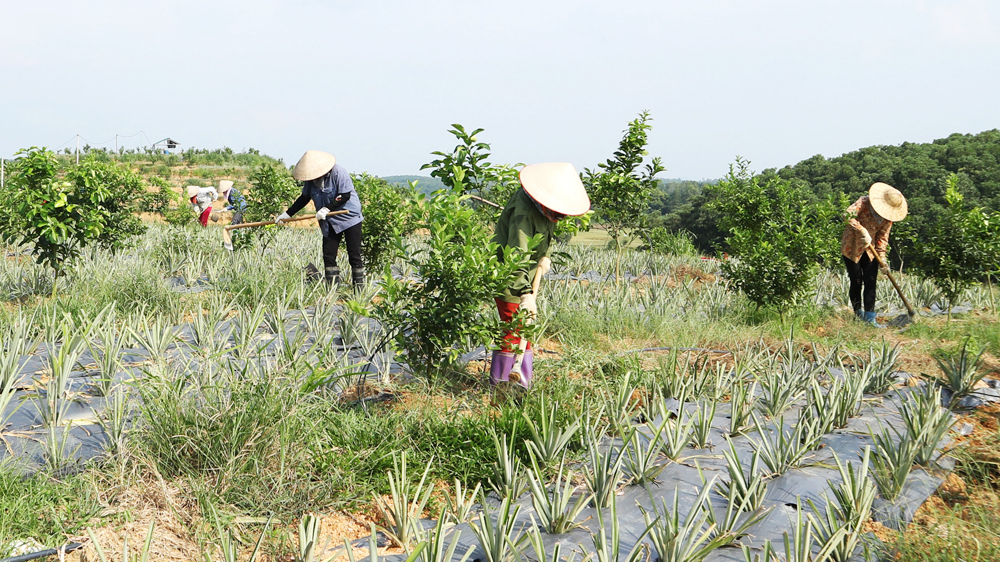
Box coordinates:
[490,351,515,386]
[519,349,534,388]
[864,311,885,328]
[324,267,341,287]
[489,350,532,389]
[352,266,366,291]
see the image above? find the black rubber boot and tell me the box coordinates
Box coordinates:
[351,267,366,290]
[324,267,341,287]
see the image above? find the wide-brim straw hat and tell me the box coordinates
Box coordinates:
[519,162,591,216]
[292,150,336,181]
[185,185,200,199]
[869,182,908,222]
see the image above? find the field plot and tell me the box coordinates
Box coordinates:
[1,224,1000,562]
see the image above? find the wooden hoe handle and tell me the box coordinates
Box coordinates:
[223,211,347,232]
[868,243,917,317]
[510,267,545,383]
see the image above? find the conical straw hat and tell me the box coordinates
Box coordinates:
[868,182,908,222]
[186,185,200,198]
[292,150,336,181]
[218,180,233,194]
[519,162,591,216]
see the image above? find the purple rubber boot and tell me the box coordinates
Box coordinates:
[490,350,533,389]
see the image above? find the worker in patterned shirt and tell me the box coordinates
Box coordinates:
[841,182,908,327]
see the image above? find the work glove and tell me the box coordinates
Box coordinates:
[537,256,552,277]
[315,207,331,221]
[519,293,537,317]
[275,212,291,225]
[860,228,872,247]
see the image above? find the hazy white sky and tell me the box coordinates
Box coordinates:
[2,0,998,179]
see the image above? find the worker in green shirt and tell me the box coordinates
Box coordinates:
[491,162,590,388]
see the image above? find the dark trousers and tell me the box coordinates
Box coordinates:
[322,222,363,272]
[843,254,878,312]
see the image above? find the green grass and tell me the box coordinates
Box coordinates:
[0,468,102,554]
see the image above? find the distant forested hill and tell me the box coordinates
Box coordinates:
[665,129,1000,259]
[382,175,447,195]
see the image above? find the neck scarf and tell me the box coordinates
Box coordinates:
[529,193,565,223]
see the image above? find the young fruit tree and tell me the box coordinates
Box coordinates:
[909,174,996,321]
[352,173,422,274]
[366,192,533,383]
[69,157,148,251]
[0,148,144,279]
[421,124,522,214]
[583,111,665,281]
[234,163,300,250]
[707,157,840,317]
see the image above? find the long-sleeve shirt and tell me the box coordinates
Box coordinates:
[190,187,217,215]
[492,188,555,303]
[287,164,363,236]
[841,196,891,263]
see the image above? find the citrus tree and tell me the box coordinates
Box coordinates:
[421,124,522,219]
[68,157,147,251]
[0,147,139,278]
[909,174,997,320]
[352,173,422,273]
[366,192,533,383]
[584,111,665,280]
[708,157,841,317]
[235,163,299,250]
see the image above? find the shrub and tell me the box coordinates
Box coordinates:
[0,148,133,276]
[352,173,421,273]
[584,111,665,279]
[909,174,997,320]
[68,157,148,251]
[163,194,196,227]
[421,124,522,213]
[137,176,176,215]
[368,192,532,382]
[237,163,300,250]
[707,157,840,315]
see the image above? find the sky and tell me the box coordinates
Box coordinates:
[1,0,998,180]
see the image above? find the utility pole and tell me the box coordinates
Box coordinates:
[115,134,118,155]
[1,158,4,190]
[76,134,80,165]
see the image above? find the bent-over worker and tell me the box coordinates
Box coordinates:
[841,182,908,328]
[491,162,590,388]
[187,185,218,227]
[220,180,247,225]
[276,150,365,287]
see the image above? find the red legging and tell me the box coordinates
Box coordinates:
[198,206,212,227]
[495,298,531,352]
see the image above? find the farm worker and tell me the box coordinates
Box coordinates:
[841,182,908,328]
[491,162,590,388]
[186,185,218,227]
[219,180,246,225]
[275,150,365,287]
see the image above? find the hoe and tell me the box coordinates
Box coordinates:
[221,211,348,251]
[868,242,917,328]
